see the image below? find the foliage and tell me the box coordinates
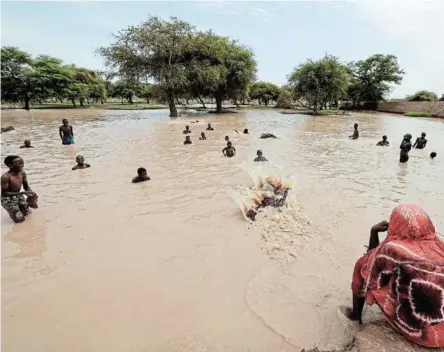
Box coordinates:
[440,94,444,101]
[249,81,280,106]
[138,83,154,103]
[288,54,349,114]
[404,111,432,117]
[348,54,404,106]
[274,90,292,109]
[406,90,438,102]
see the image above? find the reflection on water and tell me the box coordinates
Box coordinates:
[1,108,443,351]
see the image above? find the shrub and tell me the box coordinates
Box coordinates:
[404,111,432,117]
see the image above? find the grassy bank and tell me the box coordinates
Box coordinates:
[280,109,343,116]
[1,102,167,111]
[404,111,432,117]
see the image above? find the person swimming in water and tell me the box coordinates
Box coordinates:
[413,132,427,149]
[1,155,38,223]
[132,167,151,183]
[184,136,192,145]
[376,135,389,146]
[222,141,236,157]
[254,150,268,162]
[199,132,207,140]
[206,123,214,131]
[72,155,91,170]
[349,123,359,139]
[20,140,34,148]
[430,152,437,159]
[59,119,74,145]
[243,129,249,134]
[183,125,191,134]
[399,134,412,163]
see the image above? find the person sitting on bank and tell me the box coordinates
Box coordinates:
[20,140,34,148]
[254,150,268,162]
[413,132,427,149]
[222,141,236,158]
[376,135,389,146]
[206,123,214,131]
[430,152,437,159]
[72,155,91,170]
[243,128,249,134]
[199,132,207,140]
[1,155,38,223]
[59,119,74,145]
[349,123,359,139]
[184,136,192,145]
[341,204,444,348]
[399,134,412,163]
[132,167,151,183]
[183,125,191,134]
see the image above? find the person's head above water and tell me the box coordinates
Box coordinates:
[185,136,191,141]
[4,155,24,172]
[421,132,426,138]
[382,135,387,141]
[404,133,412,141]
[137,167,147,176]
[243,128,249,134]
[227,141,232,147]
[225,136,230,141]
[76,155,85,165]
[185,125,190,130]
[62,119,68,126]
[430,152,437,159]
[24,140,31,147]
[354,123,358,130]
[257,150,263,157]
[201,132,205,137]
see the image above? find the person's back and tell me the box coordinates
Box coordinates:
[430,152,437,160]
[413,133,427,149]
[399,134,412,163]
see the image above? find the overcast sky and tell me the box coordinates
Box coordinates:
[2,0,443,98]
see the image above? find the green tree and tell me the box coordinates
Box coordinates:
[138,83,154,103]
[249,81,280,106]
[110,80,139,104]
[288,54,349,114]
[274,89,292,109]
[348,54,404,107]
[406,90,438,102]
[98,16,194,117]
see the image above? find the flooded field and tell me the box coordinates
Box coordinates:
[2,108,443,351]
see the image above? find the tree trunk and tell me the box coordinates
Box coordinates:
[71,99,77,108]
[24,96,30,110]
[100,99,104,104]
[87,98,90,104]
[264,99,268,106]
[145,99,150,104]
[167,91,178,118]
[215,95,222,113]
[197,95,206,109]
[128,94,133,105]
[121,98,124,104]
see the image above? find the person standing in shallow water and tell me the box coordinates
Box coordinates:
[20,140,34,148]
[1,155,38,223]
[59,119,74,145]
[72,155,91,170]
[399,134,412,163]
[222,141,236,157]
[349,123,359,139]
[132,167,150,183]
[254,150,268,162]
[376,135,389,146]
[413,132,427,149]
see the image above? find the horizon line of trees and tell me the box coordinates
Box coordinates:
[2,16,443,116]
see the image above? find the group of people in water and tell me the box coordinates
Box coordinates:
[349,123,437,162]
[182,122,268,161]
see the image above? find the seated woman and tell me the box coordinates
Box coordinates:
[342,204,444,348]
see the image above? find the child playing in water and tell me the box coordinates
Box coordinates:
[206,123,214,131]
[184,136,192,145]
[254,150,268,162]
[413,132,427,149]
[399,134,412,163]
[376,135,389,146]
[243,129,249,134]
[132,167,151,183]
[20,140,34,148]
[222,141,236,157]
[349,123,359,139]
[225,136,230,142]
[183,125,191,134]
[72,155,91,170]
[199,132,207,140]
[431,152,437,159]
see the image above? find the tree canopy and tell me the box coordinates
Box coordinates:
[406,90,438,102]
[249,81,280,106]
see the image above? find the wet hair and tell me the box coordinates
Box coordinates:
[4,155,20,167]
[76,155,84,162]
[257,149,262,155]
[227,141,232,146]
[404,134,412,140]
[225,136,229,141]
[382,135,387,140]
[430,152,437,159]
[137,167,147,175]
[185,125,189,129]
[421,132,426,137]
[185,135,191,140]
[62,119,68,123]
[354,123,358,128]
[24,139,31,144]
[243,129,249,134]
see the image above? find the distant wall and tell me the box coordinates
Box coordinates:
[377,101,444,117]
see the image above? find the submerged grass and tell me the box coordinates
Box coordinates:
[404,111,432,117]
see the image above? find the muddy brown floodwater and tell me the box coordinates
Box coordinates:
[1,108,444,351]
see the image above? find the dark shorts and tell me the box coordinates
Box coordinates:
[1,195,29,223]
[62,136,75,145]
